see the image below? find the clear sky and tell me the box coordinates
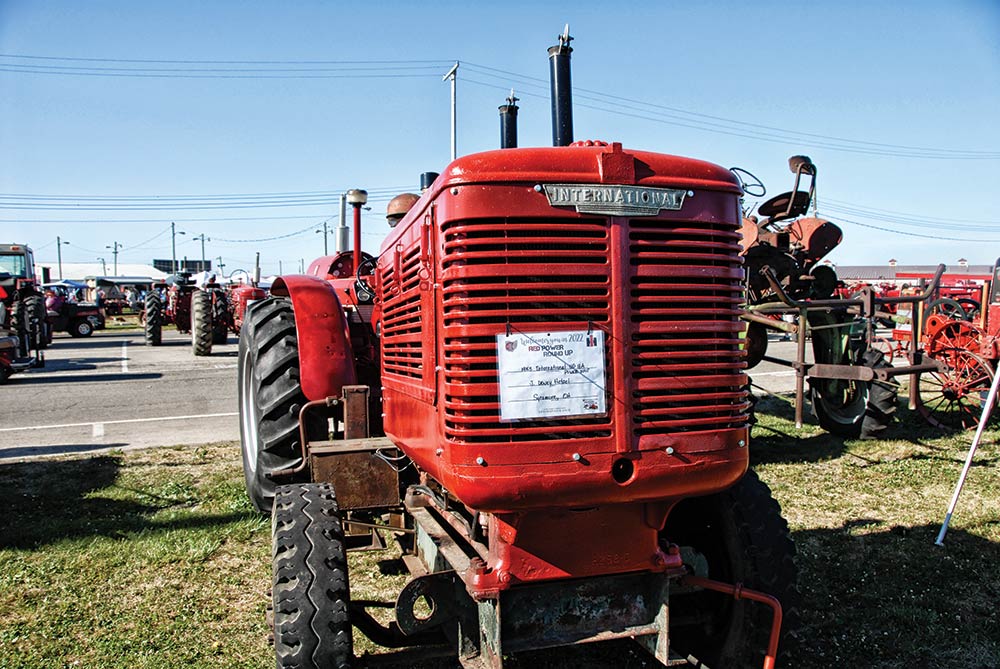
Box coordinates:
[1,1,998,277]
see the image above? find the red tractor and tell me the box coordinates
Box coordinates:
[915,257,1000,430]
[239,32,797,668]
[222,267,268,337]
[0,243,46,382]
[144,273,229,356]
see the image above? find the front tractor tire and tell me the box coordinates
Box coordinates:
[191,289,213,356]
[238,297,325,513]
[272,483,353,669]
[663,470,799,668]
[144,293,163,346]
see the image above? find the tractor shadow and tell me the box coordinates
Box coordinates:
[0,455,245,550]
[750,395,848,464]
[788,523,1000,667]
[0,442,129,459]
[15,372,162,385]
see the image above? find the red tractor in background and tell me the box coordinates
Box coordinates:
[222,264,268,337]
[0,243,46,382]
[238,31,797,669]
[736,157,942,438]
[144,273,229,356]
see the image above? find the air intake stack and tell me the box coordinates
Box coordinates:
[548,25,574,147]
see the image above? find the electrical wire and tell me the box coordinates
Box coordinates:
[460,63,1000,160]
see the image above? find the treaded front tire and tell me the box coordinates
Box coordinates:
[191,289,213,356]
[144,293,162,346]
[272,483,353,669]
[238,297,325,513]
[663,470,800,668]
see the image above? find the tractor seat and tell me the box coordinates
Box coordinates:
[758,190,812,222]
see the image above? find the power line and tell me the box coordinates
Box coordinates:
[830,216,1000,243]
[0,53,454,65]
[460,63,1000,160]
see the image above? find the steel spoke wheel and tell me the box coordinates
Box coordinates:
[916,348,998,431]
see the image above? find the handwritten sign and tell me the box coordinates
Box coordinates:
[496,330,607,422]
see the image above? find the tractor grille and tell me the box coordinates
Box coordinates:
[381,243,423,380]
[627,219,749,436]
[439,215,748,446]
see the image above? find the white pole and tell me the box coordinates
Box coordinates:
[443,62,459,161]
[935,365,1000,545]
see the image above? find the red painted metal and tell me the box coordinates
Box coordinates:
[228,284,267,335]
[306,251,360,280]
[270,274,357,402]
[682,575,783,669]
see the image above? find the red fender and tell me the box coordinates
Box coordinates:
[270,275,357,402]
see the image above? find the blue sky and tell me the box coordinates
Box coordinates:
[1,1,998,276]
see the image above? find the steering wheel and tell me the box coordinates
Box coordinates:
[730,167,766,198]
[229,268,251,284]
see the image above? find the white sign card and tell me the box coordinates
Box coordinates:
[496,329,607,422]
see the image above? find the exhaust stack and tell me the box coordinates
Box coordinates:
[499,90,519,149]
[548,24,574,147]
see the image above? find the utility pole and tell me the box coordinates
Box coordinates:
[106,241,121,276]
[299,258,304,273]
[279,260,283,275]
[192,233,209,271]
[171,223,187,273]
[97,257,107,275]
[56,236,69,279]
[216,256,225,276]
[443,62,459,161]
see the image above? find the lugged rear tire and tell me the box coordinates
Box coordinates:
[24,294,47,350]
[811,348,896,439]
[191,289,213,356]
[238,297,325,513]
[663,470,800,668]
[211,290,229,345]
[272,483,353,669]
[144,293,162,346]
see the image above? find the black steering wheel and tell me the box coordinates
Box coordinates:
[730,167,766,198]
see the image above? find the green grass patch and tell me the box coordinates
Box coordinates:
[0,403,998,668]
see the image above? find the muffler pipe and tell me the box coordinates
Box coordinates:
[499,90,519,149]
[548,25,574,147]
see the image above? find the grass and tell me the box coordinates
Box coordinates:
[0,402,998,668]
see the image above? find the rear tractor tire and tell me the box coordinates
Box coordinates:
[191,289,213,356]
[272,483,353,669]
[663,470,799,668]
[238,297,326,513]
[211,290,229,345]
[810,348,897,439]
[24,294,47,350]
[144,293,163,346]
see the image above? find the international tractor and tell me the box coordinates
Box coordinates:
[239,30,797,668]
[0,243,45,382]
[144,273,229,356]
